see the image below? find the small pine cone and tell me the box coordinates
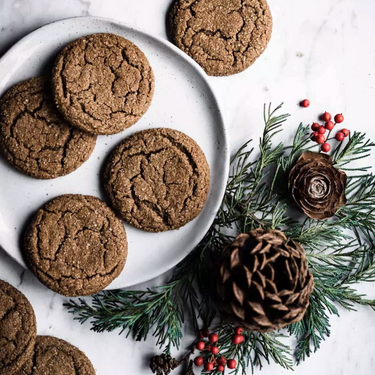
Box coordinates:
[214,228,314,332]
[184,360,194,375]
[149,354,179,375]
[289,151,347,219]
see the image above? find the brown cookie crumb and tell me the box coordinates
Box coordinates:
[0,279,36,375]
[14,336,95,375]
[25,194,128,296]
[104,128,210,232]
[169,0,273,76]
[0,77,97,179]
[52,33,155,135]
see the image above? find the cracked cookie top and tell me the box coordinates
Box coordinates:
[25,194,128,297]
[14,336,95,375]
[0,77,97,179]
[104,128,210,232]
[52,33,155,135]
[0,279,36,375]
[169,0,273,76]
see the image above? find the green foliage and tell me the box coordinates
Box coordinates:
[64,104,375,373]
[332,132,375,171]
[220,326,293,374]
[65,285,184,353]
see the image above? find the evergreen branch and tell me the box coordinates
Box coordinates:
[253,332,293,371]
[289,264,375,363]
[64,286,184,352]
[288,288,332,364]
[280,123,311,173]
[332,132,375,170]
[337,173,375,244]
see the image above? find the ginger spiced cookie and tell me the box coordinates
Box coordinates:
[169,0,273,76]
[14,336,95,375]
[104,128,210,232]
[25,194,128,296]
[0,279,36,375]
[0,77,97,179]
[52,33,155,135]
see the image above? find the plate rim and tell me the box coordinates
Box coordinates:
[0,15,230,288]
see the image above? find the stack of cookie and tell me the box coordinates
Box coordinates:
[0,33,155,180]
[0,33,210,296]
[0,279,96,375]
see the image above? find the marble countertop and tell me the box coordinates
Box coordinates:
[1,0,375,374]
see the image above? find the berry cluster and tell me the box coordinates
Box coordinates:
[300,100,350,152]
[193,327,244,372]
[310,112,348,152]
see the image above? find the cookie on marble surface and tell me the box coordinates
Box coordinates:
[0,279,36,375]
[25,194,128,297]
[169,0,273,76]
[52,33,155,135]
[104,128,210,232]
[0,77,97,179]
[14,336,95,375]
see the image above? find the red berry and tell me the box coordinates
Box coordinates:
[321,112,332,122]
[300,99,310,108]
[325,121,335,131]
[235,326,243,335]
[201,329,210,337]
[232,334,243,345]
[316,134,325,144]
[211,346,220,354]
[206,346,212,352]
[194,356,204,367]
[335,132,345,141]
[204,362,214,371]
[334,114,344,123]
[217,357,227,366]
[341,128,349,137]
[321,143,331,153]
[199,332,204,339]
[227,359,237,369]
[317,126,326,134]
[311,131,318,141]
[311,122,320,131]
[217,364,225,372]
[196,341,205,351]
[209,333,218,343]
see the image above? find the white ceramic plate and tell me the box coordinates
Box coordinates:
[0,16,228,289]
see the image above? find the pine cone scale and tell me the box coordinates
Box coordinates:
[233,282,245,305]
[243,265,252,286]
[231,302,246,320]
[265,290,280,302]
[285,293,300,305]
[230,248,241,267]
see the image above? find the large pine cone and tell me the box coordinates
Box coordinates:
[214,228,314,332]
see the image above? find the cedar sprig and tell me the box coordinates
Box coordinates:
[337,173,375,244]
[332,132,375,171]
[65,285,184,352]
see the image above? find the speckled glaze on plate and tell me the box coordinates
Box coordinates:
[0,16,228,289]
